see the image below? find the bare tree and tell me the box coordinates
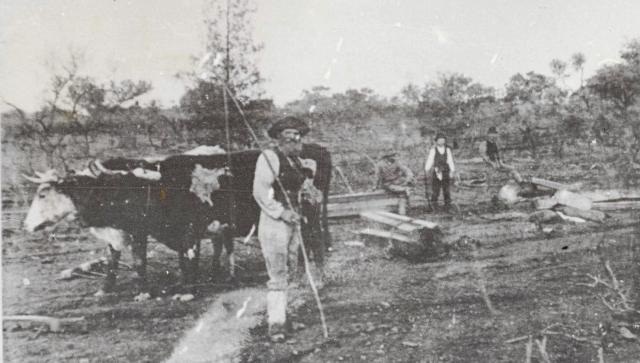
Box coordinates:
[3,50,151,170]
[550,58,569,87]
[571,52,586,88]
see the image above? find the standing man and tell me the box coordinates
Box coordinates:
[376,152,415,214]
[253,116,309,342]
[479,126,523,184]
[424,133,456,210]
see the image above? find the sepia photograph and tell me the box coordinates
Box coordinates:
[1,0,640,361]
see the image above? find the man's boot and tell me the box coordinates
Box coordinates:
[267,290,287,342]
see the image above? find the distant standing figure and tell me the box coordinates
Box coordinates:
[376,152,415,214]
[424,133,456,210]
[478,127,523,184]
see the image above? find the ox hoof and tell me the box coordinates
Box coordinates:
[94,289,106,297]
[171,293,195,302]
[133,292,151,302]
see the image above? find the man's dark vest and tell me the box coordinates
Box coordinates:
[433,146,450,174]
[486,141,500,162]
[273,149,306,211]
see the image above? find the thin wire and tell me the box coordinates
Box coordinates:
[223,84,329,339]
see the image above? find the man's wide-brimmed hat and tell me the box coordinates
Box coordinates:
[268,116,310,139]
[435,133,446,141]
[487,126,498,135]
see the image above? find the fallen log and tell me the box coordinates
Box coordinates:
[554,190,592,211]
[372,211,438,229]
[535,197,558,210]
[360,212,424,233]
[580,189,640,202]
[328,191,406,218]
[3,315,85,332]
[530,177,582,191]
[591,201,640,210]
[553,206,606,223]
[442,220,539,245]
[357,225,446,263]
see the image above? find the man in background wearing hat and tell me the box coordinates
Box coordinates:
[253,116,313,342]
[376,152,415,214]
[424,133,456,211]
[479,126,523,185]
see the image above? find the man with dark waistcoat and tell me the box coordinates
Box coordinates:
[253,116,311,342]
[424,133,456,210]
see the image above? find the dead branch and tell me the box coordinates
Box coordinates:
[505,335,529,344]
[598,347,604,363]
[535,336,551,363]
[525,336,533,363]
[582,259,638,314]
[471,243,498,316]
[3,315,85,333]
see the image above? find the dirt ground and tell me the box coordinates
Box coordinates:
[3,153,640,362]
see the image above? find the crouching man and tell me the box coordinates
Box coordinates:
[253,116,310,342]
[376,152,415,215]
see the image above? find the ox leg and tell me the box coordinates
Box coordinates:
[223,227,237,284]
[178,250,188,286]
[102,245,121,293]
[179,224,200,290]
[131,234,148,293]
[211,228,225,281]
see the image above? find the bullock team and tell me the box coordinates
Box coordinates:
[24,114,522,342]
[24,116,331,342]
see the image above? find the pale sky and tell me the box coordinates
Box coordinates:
[1,0,639,112]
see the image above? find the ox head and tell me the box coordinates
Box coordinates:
[23,169,78,233]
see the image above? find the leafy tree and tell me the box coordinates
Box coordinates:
[179,0,265,146]
[182,0,263,104]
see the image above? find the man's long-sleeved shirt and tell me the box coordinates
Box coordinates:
[377,160,414,188]
[253,149,285,219]
[424,145,455,173]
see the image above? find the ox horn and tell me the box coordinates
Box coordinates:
[91,159,113,175]
[91,159,126,176]
[22,169,60,183]
[22,174,44,183]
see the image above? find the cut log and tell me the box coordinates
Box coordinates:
[531,177,582,191]
[360,212,423,233]
[372,211,439,229]
[556,212,587,223]
[553,206,606,223]
[328,191,406,218]
[357,228,417,244]
[498,182,521,204]
[535,197,558,210]
[443,220,540,244]
[554,190,592,211]
[591,201,640,210]
[357,226,446,262]
[580,189,640,202]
